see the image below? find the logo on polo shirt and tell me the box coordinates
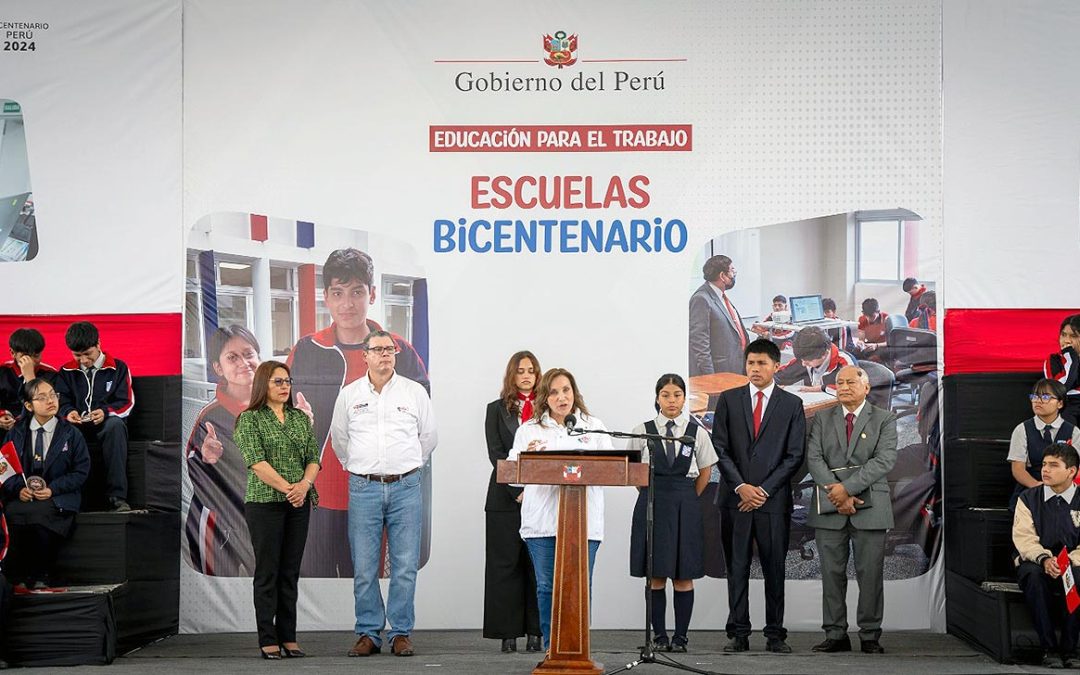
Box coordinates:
[352,402,370,413]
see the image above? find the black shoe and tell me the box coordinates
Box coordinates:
[723,636,749,653]
[501,638,517,653]
[280,646,306,658]
[1063,652,1080,668]
[671,635,688,652]
[860,639,884,654]
[110,498,131,513]
[652,635,670,652]
[525,635,542,652]
[766,638,792,654]
[0,658,8,669]
[260,648,283,660]
[1039,654,1064,669]
[812,636,852,653]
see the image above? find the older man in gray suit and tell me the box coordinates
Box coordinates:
[806,365,897,655]
[688,255,750,376]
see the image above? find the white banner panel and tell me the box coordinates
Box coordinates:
[0,0,181,314]
[943,0,1080,309]
[182,0,942,633]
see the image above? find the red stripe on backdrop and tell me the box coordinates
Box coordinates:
[945,308,1077,375]
[0,314,181,377]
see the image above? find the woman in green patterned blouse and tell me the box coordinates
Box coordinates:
[235,360,320,660]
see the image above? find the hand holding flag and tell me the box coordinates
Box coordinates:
[1057,547,1080,614]
[0,439,24,486]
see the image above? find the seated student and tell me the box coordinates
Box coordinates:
[1008,379,1080,510]
[1,378,90,589]
[0,328,58,432]
[1012,442,1080,669]
[821,298,859,353]
[1046,314,1080,428]
[775,327,857,392]
[753,295,795,349]
[908,291,937,331]
[54,322,133,512]
[902,278,928,322]
[856,298,889,358]
[0,496,9,668]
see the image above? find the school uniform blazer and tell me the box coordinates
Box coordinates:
[806,402,898,531]
[1,418,91,513]
[689,282,750,376]
[484,399,524,512]
[711,385,806,514]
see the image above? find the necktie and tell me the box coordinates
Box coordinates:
[846,412,855,443]
[517,392,534,423]
[1043,424,1055,447]
[664,419,677,465]
[753,391,764,438]
[34,426,45,474]
[722,292,747,350]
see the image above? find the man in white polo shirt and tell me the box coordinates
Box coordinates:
[331,330,437,659]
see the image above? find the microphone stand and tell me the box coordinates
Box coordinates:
[567,426,720,675]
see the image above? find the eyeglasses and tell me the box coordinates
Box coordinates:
[32,392,60,402]
[366,346,399,356]
[1030,393,1059,402]
[270,377,293,387]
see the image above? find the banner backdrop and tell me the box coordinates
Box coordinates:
[181,0,943,633]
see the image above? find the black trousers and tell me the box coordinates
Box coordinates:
[80,416,128,501]
[721,508,790,640]
[1018,561,1080,654]
[245,501,310,647]
[483,511,540,639]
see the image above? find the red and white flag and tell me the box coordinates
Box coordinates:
[0,439,23,485]
[1058,547,1080,614]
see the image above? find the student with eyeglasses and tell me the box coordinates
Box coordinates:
[233,361,321,660]
[0,378,90,589]
[1008,379,1080,511]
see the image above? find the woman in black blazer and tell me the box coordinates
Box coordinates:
[483,350,543,653]
[0,378,90,589]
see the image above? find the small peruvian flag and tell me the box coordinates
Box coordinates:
[1057,547,1080,614]
[0,439,23,485]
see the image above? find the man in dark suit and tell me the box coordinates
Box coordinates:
[712,339,806,653]
[689,255,750,376]
[806,365,897,655]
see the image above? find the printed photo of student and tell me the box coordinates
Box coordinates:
[287,248,430,578]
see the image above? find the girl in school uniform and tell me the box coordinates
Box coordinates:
[1007,378,1080,510]
[1045,314,1080,427]
[628,374,718,652]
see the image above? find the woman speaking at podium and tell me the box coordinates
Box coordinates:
[627,374,717,652]
[508,367,613,651]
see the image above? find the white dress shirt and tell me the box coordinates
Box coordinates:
[841,400,868,421]
[508,411,613,541]
[628,413,718,479]
[29,416,58,462]
[330,371,437,475]
[1007,415,1080,465]
[1043,484,1077,503]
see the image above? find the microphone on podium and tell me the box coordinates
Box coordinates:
[564,413,577,432]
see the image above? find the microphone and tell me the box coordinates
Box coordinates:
[677,435,696,447]
[564,413,577,432]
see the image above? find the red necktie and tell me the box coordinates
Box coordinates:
[518,392,534,423]
[753,391,764,438]
[845,412,855,443]
[722,292,747,350]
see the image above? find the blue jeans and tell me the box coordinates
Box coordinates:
[525,537,600,649]
[347,471,422,644]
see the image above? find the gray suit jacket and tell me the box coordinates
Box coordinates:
[806,402,898,530]
[688,282,749,376]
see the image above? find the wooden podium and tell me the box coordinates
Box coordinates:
[498,452,648,675]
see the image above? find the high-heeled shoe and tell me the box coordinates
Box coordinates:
[501,638,517,653]
[525,634,543,652]
[279,646,307,658]
[260,647,283,659]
